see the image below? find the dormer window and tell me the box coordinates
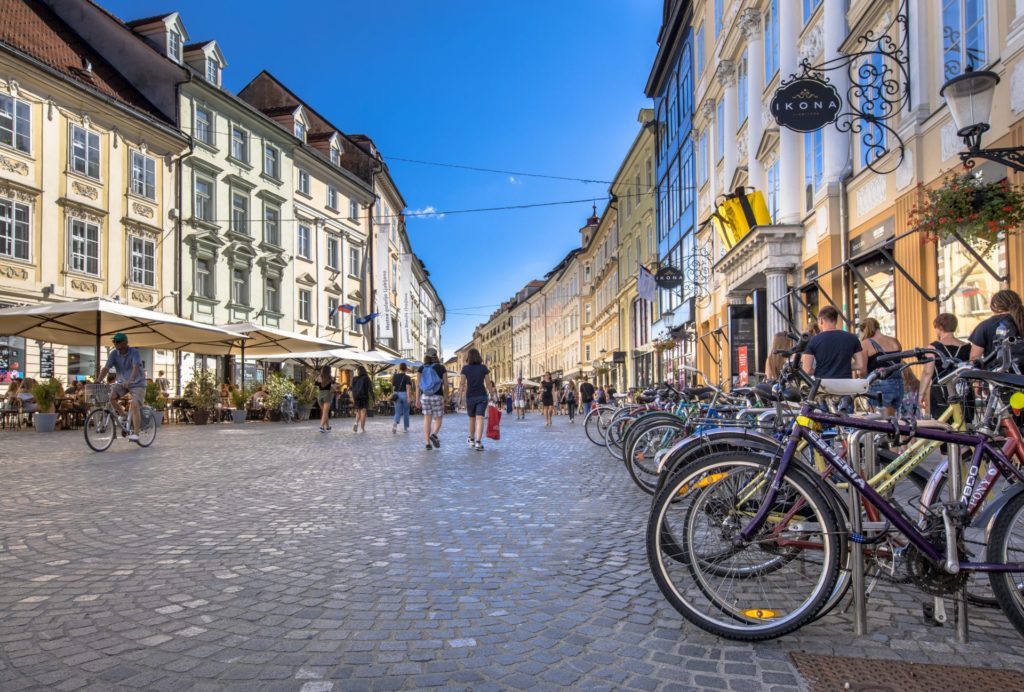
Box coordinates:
[294,120,306,142]
[168,30,182,62]
[206,58,220,86]
[330,145,340,165]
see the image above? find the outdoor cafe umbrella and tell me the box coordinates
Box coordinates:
[0,298,242,378]
[216,323,346,390]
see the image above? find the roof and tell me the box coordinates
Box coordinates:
[0,0,165,119]
[124,13,174,27]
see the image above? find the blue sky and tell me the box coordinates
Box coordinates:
[103,0,662,357]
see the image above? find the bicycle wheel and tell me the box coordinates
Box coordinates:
[84,409,116,452]
[647,452,840,640]
[584,406,614,445]
[626,423,688,494]
[135,412,157,447]
[986,488,1024,637]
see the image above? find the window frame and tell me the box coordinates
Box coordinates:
[194,175,214,222]
[195,258,213,299]
[348,246,361,277]
[298,288,312,323]
[230,125,249,163]
[130,150,156,200]
[327,186,339,210]
[194,106,214,146]
[297,169,310,195]
[264,277,280,313]
[296,223,311,260]
[231,267,249,306]
[69,124,100,179]
[206,58,220,86]
[263,203,281,247]
[230,190,249,235]
[0,94,31,154]
[263,143,280,179]
[167,30,182,62]
[67,217,100,276]
[327,236,340,270]
[0,196,31,261]
[327,297,340,329]
[129,235,156,288]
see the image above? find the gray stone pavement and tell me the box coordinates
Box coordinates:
[1,411,1022,692]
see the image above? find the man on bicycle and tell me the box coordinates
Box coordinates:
[98,332,145,441]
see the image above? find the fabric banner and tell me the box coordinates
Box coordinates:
[638,262,657,303]
[399,253,413,352]
[375,225,393,339]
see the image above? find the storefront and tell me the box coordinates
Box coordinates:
[0,335,25,383]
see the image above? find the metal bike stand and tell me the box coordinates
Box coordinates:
[946,443,969,643]
[845,428,873,636]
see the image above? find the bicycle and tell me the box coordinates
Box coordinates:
[83,384,157,452]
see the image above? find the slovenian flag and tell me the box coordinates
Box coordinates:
[338,304,355,314]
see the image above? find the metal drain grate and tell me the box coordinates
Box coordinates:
[790,652,1024,692]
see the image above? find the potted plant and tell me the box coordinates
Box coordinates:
[186,368,219,425]
[144,380,166,426]
[264,373,295,422]
[229,386,249,424]
[912,174,1024,254]
[296,378,319,421]
[31,378,63,432]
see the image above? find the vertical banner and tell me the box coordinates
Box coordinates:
[737,346,749,386]
[399,253,413,352]
[375,225,393,339]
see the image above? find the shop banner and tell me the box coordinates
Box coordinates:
[399,253,413,352]
[375,226,393,339]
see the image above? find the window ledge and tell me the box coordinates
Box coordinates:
[296,254,313,263]
[226,302,254,312]
[193,139,217,154]
[295,189,313,200]
[65,168,102,185]
[127,190,157,205]
[189,217,220,232]
[126,281,157,290]
[0,142,32,159]
[296,319,314,327]
[260,172,283,186]
[190,294,218,306]
[259,240,284,253]
[226,229,253,243]
[226,156,252,171]
[65,268,102,280]
[259,309,284,319]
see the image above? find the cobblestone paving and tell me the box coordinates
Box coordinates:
[1,413,1023,691]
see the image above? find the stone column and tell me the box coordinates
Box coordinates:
[740,9,765,193]
[823,3,850,183]
[717,60,738,192]
[778,4,802,223]
[765,269,790,338]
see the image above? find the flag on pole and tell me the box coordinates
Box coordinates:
[638,262,657,302]
[338,304,355,314]
[356,312,379,325]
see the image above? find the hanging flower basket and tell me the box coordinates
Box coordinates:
[912,174,1024,254]
[654,339,676,354]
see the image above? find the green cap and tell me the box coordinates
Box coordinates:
[111,332,128,343]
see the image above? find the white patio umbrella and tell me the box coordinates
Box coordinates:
[215,323,347,390]
[0,298,242,378]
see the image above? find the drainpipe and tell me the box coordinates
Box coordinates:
[838,161,854,327]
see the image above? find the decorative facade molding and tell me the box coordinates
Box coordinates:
[59,200,105,224]
[715,60,736,88]
[855,175,886,216]
[738,8,761,39]
[0,154,28,175]
[130,290,155,304]
[699,98,716,122]
[70,278,99,293]
[799,24,824,64]
[895,147,915,191]
[940,122,960,161]
[72,181,99,200]
[1012,60,1024,114]
[132,202,154,218]
[124,220,160,239]
[0,182,37,204]
[0,264,28,280]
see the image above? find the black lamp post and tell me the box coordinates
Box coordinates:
[940,68,1024,172]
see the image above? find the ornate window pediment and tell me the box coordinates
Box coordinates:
[295,272,317,286]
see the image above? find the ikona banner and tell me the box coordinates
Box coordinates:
[771,77,842,133]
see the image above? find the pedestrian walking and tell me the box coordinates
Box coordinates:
[802,306,865,413]
[513,378,527,420]
[764,332,795,381]
[316,365,337,433]
[969,289,1024,370]
[417,347,448,450]
[459,348,496,450]
[391,363,414,433]
[565,379,578,423]
[595,386,606,406]
[540,372,555,427]
[579,375,595,415]
[349,366,371,432]
[505,390,513,415]
[858,318,904,416]
[918,313,971,418]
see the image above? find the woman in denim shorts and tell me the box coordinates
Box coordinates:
[859,318,903,416]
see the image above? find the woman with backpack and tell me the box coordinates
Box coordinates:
[417,347,448,450]
[350,365,371,433]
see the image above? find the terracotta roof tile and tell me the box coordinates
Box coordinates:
[0,0,162,119]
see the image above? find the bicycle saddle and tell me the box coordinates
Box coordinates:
[817,378,870,396]
[682,386,714,399]
[959,369,1024,389]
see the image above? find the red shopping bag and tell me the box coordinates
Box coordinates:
[486,402,502,440]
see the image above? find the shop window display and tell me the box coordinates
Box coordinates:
[937,235,1007,337]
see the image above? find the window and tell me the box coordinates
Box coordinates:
[698,130,709,185]
[349,199,359,220]
[943,0,987,80]
[327,237,339,269]
[585,303,591,323]
[70,125,100,178]
[327,186,338,210]
[298,169,310,195]
[131,151,156,200]
[231,191,248,234]
[714,0,723,37]
[0,197,30,261]
[168,30,182,62]
[695,24,705,75]
[298,289,311,322]
[765,0,779,81]
[645,157,653,189]
[68,218,99,275]
[294,120,306,142]
[263,144,279,179]
[331,145,341,164]
[194,106,213,145]
[716,101,724,162]
[585,344,591,361]
[195,258,213,298]
[860,52,888,167]
[194,176,213,221]
[803,0,822,23]
[328,298,339,328]
[297,224,311,259]
[129,236,155,287]
[232,268,249,306]
[230,126,248,162]
[0,95,30,153]
[767,159,780,221]
[804,129,823,207]
[738,50,749,125]
[263,204,280,246]
[206,59,220,86]
[265,278,279,313]
[349,246,360,275]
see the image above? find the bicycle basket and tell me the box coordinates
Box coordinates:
[140,406,153,427]
[85,384,111,404]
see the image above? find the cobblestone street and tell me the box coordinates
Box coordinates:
[2,414,1023,691]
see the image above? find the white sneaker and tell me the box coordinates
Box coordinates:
[128,433,139,441]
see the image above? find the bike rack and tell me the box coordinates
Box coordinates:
[947,443,969,643]
[845,428,880,636]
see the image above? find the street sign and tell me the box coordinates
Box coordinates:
[771,77,842,133]
[655,266,685,290]
[612,351,626,364]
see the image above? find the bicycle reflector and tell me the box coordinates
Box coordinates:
[741,608,777,619]
[676,472,730,496]
[1010,391,1024,412]
[796,415,823,432]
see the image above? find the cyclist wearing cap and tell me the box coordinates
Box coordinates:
[98,333,145,441]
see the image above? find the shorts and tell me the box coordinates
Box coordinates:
[869,377,904,409]
[514,399,525,409]
[316,390,333,405]
[112,382,146,404]
[353,396,369,410]
[420,394,444,417]
[466,395,488,417]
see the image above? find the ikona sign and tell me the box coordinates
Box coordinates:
[655,266,685,290]
[771,77,842,133]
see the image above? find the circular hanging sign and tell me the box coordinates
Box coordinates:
[771,77,842,133]
[655,266,685,290]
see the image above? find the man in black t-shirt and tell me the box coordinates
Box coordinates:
[801,306,865,379]
[579,375,596,415]
[970,314,1024,371]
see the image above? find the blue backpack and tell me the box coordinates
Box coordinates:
[419,365,442,395]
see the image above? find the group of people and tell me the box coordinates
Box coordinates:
[496,374,608,424]
[778,289,1024,417]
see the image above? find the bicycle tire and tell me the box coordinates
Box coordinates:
[625,422,689,494]
[584,406,613,446]
[986,487,1024,637]
[136,413,157,447]
[84,409,115,452]
[647,451,841,640]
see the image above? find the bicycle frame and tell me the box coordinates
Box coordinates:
[740,405,1024,573]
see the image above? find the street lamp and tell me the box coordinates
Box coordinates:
[940,68,1024,171]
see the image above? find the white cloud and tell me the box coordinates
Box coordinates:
[407,206,446,220]
[508,176,522,185]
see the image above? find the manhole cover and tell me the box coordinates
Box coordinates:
[790,652,1024,692]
